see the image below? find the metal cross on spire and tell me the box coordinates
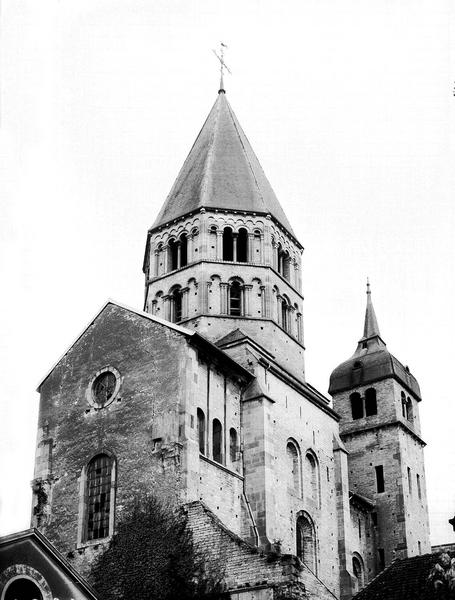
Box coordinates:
[212,42,231,93]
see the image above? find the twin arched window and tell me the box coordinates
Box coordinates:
[222,227,248,262]
[83,453,115,542]
[168,233,188,271]
[350,388,377,420]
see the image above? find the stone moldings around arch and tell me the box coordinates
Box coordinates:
[0,565,52,600]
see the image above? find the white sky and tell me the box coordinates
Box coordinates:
[0,0,454,546]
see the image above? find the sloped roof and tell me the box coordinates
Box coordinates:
[37,300,251,391]
[151,91,295,237]
[0,528,99,599]
[353,553,444,600]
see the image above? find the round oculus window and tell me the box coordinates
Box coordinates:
[93,372,116,406]
[88,366,121,409]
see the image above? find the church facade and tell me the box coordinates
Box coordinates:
[1,87,431,600]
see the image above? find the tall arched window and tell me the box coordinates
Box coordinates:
[180,233,188,267]
[305,451,319,504]
[229,428,237,463]
[365,388,377,416]
[197,408,206,455]
[282,251,290,281]
[168,238,178,271]
[286,440,301,494]
[401,391,407,418]
[406,397,413,422]
[170,286,182,322]
[85,453,114,541]
[212,419,223,463]
[281,296,290,332]
[229,281,242,316]
[296,513,317,573]
[352,555,365,592]
[350,392,363,419]
[223,227,234,261]
[237,228,248,262]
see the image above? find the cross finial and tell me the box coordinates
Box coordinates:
[212,42,231,93]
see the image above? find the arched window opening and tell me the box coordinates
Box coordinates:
[350,392,363,420]
[282,251,290,281]
[180,233,188,267]
[223,227,233,261]
[229,428,238,463]
[401,391,407,418]
[281,297,290,332]
[229,281,242,316]
[277,244,283,274]
[365,388,377,416]
[352,555,364,592]
[406,397,413,422]
[237,228,248,262]
[168,238,178,271]
[305,452,319,503]
[170,286,183,323]
[286,441,300,494]
[197,408,205,455]
[296,514,317,573]
[86,453,113,541]
[212,419,223,463]
[4,579,43,600]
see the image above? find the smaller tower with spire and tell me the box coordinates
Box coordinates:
[329,283,431,579]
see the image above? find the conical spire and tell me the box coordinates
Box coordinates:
[353,280,386,356]
[363,279,380,339]
[150,92,296,237]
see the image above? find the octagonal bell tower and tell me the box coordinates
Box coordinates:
[143,87,306,380]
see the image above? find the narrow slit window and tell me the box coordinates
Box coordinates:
[212,419,222,463]
[197,408,205,455]
[375,465,384,493]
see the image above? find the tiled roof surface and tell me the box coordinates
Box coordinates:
[354,553,444,600]
[151,92,295,237]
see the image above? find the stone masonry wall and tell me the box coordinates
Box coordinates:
[186,501,338,600]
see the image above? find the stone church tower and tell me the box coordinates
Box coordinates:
[22,84,432,600]
[142,87,305,380]
[329,283,431,574]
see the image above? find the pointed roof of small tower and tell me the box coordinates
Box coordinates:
[150,91,296,237]
[328,282,421,398]
[354,280,386,355]
[362,280,380,339]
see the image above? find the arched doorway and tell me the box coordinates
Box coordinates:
[4,578,43,600]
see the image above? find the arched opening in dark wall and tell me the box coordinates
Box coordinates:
[237,228,248,262]
[5,579,43,600]
[197,408,206,455]
[406,397,413,422]
[305,451,319,504]
[365,388,377,416]
[230,428,237,463]
[350,392,363,419]
[170,286,182,323]
[212,419,222,463]
[286,441,300,494]
[296,513,316,573]
[281,296,290,332]
[180,233,188,267]
[223,227,234,261]
[229,281,242,316]
[352,555,365,592]
[169,238,178,270]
